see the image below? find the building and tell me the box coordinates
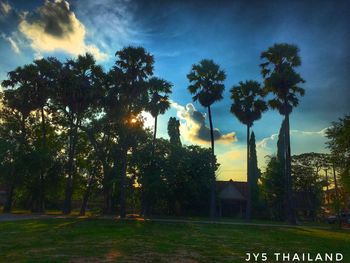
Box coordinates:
[216,180,247,217]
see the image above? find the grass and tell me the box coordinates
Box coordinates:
[0,218,349,262]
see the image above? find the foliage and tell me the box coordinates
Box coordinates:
[167,117,181,146]
[230,80,267,127]
[326,115,350,192]
[260,156,285,220]
[0,47,216,217]
[187,59,226,107]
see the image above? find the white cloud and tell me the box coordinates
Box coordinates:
[217,127,330,182]
[256,126,330,168]
[1,33,20,54]
[74,0,141,53]
[18,0,108,61]
[171,101,237,146]
[0,1,11,14]
[257,127,329,152]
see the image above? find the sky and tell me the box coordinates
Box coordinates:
[1,0,349,181]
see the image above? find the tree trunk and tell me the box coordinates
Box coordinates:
[246,125,251,220]
[207,105,216,220]
[284,112,296,224]
[325,169,330,204]
[332,163,341,227]
[119,147,128,218]
[3,183,14,213]
[80,169,95,216]
[63,120,79,214]
[103,167,113,214]
[152,115,158,158]
[82,127,112,215]
[142,115,158,217]
[38,106,47,213]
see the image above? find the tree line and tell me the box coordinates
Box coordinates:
[0,43,348,221]
[0,47,215,217]
[260,119,349,221]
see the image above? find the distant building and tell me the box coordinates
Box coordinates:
[216,180,247,217]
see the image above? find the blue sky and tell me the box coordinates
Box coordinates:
[1,0,349,181]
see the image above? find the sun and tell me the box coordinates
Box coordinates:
[140,111,154,129]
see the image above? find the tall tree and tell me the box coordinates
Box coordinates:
[249,131,261,216]
[326,115,350,193]
[277,120,286,168]
[230,80,267,219]
[146,77,172,157]
[292,155,325,220]
[53,53,104,214]
[1,66,37,212]
[187,59,226,219]
[260,156,284,220]
[0,102,24,213]
[114,46,154,218]
[168,117,181,146]
[27,58,61,212]
[260,43,305,224]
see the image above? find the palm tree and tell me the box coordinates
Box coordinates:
[147,77,172,157]
[187,59,226,219]
[230,80,267,220]
[260,43,305,224]
[115,46,154,218]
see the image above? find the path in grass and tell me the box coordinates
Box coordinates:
[0,218,349,263]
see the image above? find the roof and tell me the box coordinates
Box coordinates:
[216,180,248,200]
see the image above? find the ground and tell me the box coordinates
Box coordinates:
[0,217,349,263]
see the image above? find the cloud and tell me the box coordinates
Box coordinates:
[171,101,236,145]
[18,0,107,60]
[0,1,11,14]
[215,127,330,182]
[73,0,142,53]
[1,33,20,54]
[257,127,329,151]
[256,127,330,168]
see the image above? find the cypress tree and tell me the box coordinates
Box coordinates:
[167,117,181,146]
[277,119,287,220]
[249,131,260,215]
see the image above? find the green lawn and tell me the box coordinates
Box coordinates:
[0,218,349,263]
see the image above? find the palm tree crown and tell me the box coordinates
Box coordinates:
[260,43,305,115]
[230,80,267,127]
[147,77,172,118]
[187,59,226,107]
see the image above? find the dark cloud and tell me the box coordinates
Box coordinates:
[24,0,74,38]
[0,1,20,35]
